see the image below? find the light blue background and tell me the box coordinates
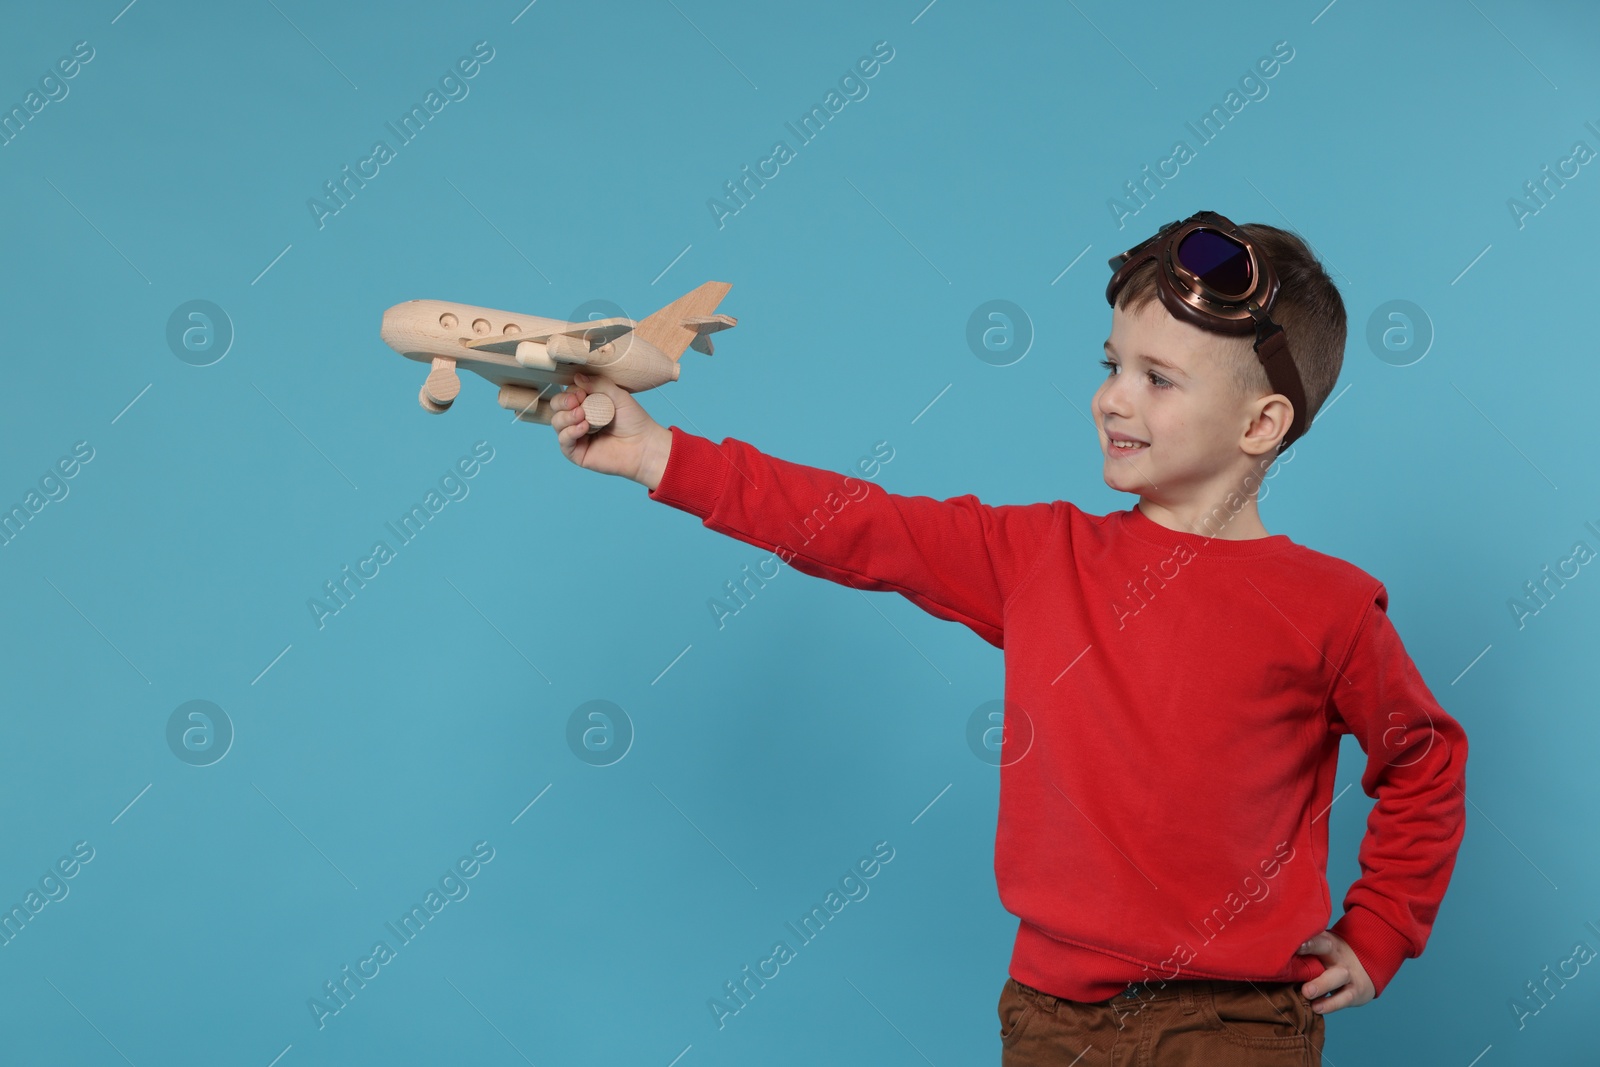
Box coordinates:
[1,0,1596,1063]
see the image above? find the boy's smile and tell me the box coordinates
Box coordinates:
[1094,299,1291,539]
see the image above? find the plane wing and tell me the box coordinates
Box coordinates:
[463,317,637,356]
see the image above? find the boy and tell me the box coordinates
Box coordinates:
[547,210,1468,1065]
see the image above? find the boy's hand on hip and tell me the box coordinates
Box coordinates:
[1296,930,1375,1014]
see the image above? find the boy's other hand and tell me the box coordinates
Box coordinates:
[550,372,671,488]
[1296,930,1376,1014]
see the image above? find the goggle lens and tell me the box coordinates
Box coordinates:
[1176,229,1253,298]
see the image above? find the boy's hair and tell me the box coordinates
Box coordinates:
[1113,222,1347,435]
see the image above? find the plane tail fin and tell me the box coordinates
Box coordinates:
[635,281,737,360]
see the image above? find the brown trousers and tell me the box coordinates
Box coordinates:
[999,976,1325,1066]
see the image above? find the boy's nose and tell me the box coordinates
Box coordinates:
[1095,380,1130,420]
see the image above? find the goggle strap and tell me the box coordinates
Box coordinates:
[1252,323,1307,451]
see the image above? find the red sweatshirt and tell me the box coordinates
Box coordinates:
[646,426,1469,1002]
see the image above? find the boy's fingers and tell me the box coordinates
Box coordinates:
[1303,965,1347,1000]
[573,372,610,395]
[1312,986,1351,1014]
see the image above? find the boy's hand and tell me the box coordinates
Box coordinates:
[549,372,672,489]
[1296,930,1376,1014]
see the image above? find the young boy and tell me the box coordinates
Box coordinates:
[547,210,1468,1066]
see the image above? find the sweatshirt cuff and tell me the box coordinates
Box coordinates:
[646,425,731,518]
[1330,904,1414,999]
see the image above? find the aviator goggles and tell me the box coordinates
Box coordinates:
[1105,210,1309,452]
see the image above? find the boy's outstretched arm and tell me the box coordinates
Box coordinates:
[550,373,1058,647]
[1306,582,1470,1007]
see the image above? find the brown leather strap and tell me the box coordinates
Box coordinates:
[1254,325,1307,451]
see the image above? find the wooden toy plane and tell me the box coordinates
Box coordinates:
[379,281,735,432]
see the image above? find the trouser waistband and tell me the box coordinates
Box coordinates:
[1014,976,1290,1011]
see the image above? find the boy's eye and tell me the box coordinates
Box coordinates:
[1099,358,1172,389]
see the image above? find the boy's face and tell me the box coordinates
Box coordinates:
[1093,299,1272,503]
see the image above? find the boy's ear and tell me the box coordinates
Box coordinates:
[1242,394,1294,457]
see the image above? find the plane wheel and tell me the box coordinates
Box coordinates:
[581,392,614,432]
[420,357,461,413]
[419,384,450,413]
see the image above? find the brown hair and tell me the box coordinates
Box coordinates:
[1113,222,1347,434]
